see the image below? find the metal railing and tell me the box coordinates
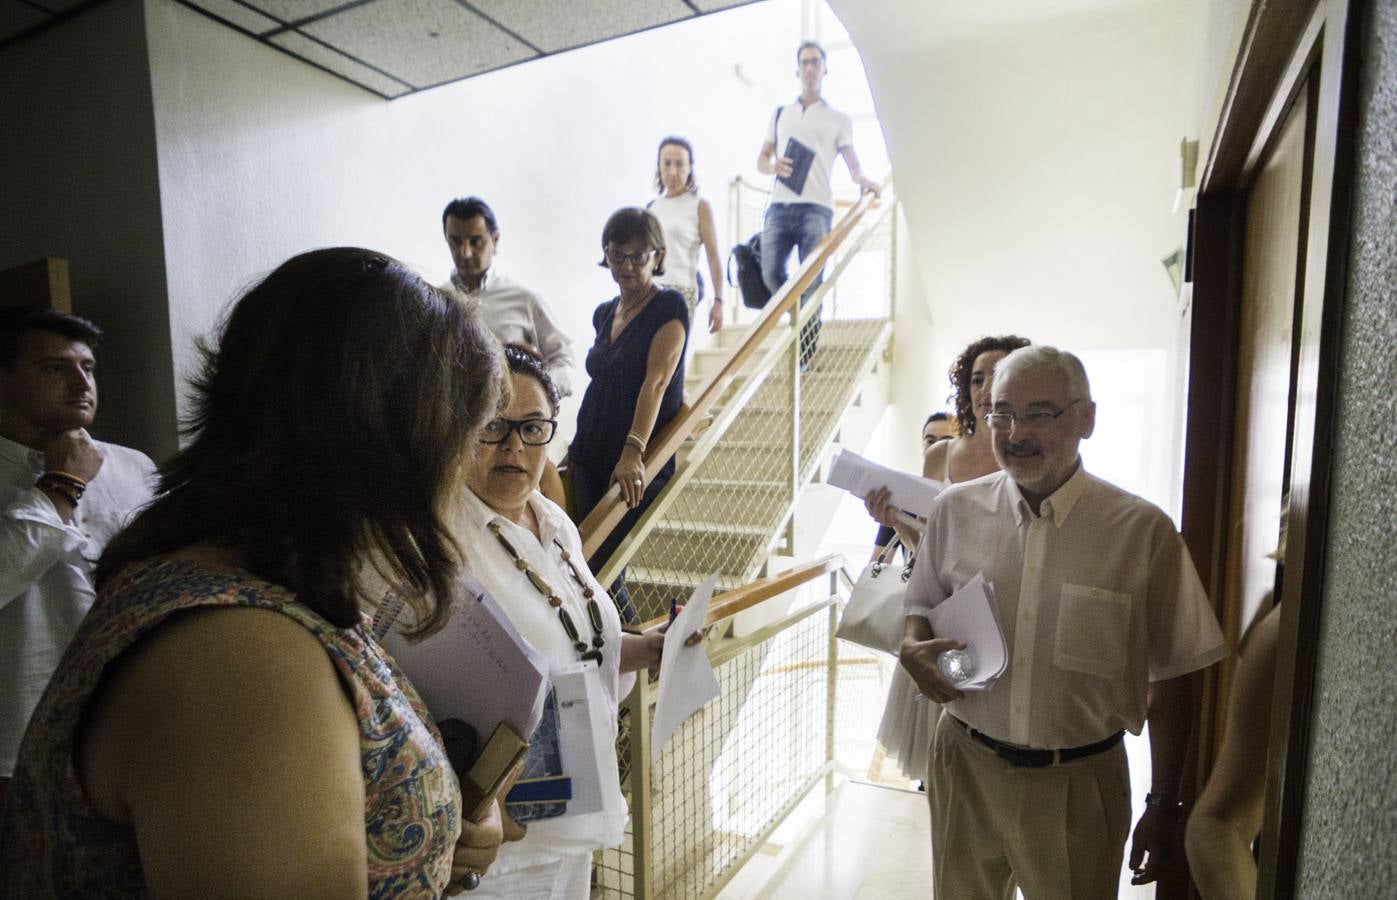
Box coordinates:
[594,555,846,899]
[580,183,897,622]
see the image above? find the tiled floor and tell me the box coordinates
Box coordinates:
[717,778,1157,899]
[716,779,930,900]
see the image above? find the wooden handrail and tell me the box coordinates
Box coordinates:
[578,177,893,559]
[636,553,844,632]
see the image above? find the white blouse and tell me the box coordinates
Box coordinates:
[448,488,633,868]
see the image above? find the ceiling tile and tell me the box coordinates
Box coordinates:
[301,0,535,88]
[183,0,282,34]
[242,0,349,25]
[470,0,691,53]
[271,28,412,97]
[689,0,758,11]
[23,0,90,14]
[0,2,51,42]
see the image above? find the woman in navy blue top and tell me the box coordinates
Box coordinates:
[569,208,690,620]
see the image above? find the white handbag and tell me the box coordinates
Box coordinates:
[837,539,914,655]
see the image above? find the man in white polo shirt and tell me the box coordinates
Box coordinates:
[899,345,1228,899]
[755,40,880,365]
[759,39,877,363]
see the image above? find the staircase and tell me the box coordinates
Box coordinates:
[593,193,897,622]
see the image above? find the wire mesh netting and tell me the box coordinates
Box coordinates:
[593,604,834,899]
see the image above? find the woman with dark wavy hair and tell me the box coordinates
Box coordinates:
[0,248,507,898]
[864,333,1029,784]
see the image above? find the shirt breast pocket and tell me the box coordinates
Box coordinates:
[1054,583,1132,680]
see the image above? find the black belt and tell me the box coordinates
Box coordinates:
[951,716,1123,768]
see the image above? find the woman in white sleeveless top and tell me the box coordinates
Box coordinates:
[648,136,724,333]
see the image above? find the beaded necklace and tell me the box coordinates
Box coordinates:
[486,520,607,665]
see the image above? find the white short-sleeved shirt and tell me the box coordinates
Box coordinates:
[0,433,156,774]
[441,269,575,398]
[905,465,1228,750]
[763,98,854,209]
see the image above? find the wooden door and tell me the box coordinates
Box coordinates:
[0,257,71,311]
[1219,87,1310,690]
[1179,0,1361,897]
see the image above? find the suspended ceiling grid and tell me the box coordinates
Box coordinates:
[1,0,762,98]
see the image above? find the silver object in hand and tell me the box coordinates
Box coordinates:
[938,648,975,685]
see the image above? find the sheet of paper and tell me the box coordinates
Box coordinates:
[827,448,944,518]
[383,574,551,740]
[925,572,1008,691]
[651,573,721,763]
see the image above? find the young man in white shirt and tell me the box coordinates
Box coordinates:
[755,41,880,365]
[900,345,1228,900]
[440,196,576,398]
[0,307,156,809]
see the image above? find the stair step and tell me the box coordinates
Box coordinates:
[648,520,770,538]
[685,477,787,489]
[628,568,748,593]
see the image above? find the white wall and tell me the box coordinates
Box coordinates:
[143,0,842,436]
[0,0,178,459]
[831,0,1199,504]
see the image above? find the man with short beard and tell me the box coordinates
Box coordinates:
[899,345,1227,900]
[439,195,575,398]
[0,307,156,811]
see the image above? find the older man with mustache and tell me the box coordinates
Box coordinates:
[898,345,1228,900]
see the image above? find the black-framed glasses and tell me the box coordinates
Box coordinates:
[604,247,655,267]
[984,398,1082,431]
[480,417,558,445]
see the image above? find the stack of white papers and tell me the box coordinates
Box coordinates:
[382,575,552,741]
[827,448,944,518]
[926,573,1008,691]
[651,574,721,763]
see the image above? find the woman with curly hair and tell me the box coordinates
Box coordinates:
[864,333,1029,784]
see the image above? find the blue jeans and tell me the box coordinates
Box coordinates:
[761,202,833,365]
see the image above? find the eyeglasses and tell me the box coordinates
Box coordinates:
[984,399,1082,431]
[480,417,558,445]
[604,247,655,267]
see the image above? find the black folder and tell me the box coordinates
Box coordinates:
[777,137,816,195]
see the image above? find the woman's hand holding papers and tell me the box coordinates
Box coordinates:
[621,620,704,677]
[864,487,926,549]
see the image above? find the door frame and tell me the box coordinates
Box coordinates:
[1179,0,1362,897]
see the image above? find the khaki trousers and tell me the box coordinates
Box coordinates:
[927,713,1132,900]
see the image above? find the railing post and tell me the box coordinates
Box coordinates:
[787,308,801,553]
[628,676,654,899]
[826,578,838,796]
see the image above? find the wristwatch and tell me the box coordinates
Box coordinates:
[1144,792,1185,818]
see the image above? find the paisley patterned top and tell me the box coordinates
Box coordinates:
[0,558,460,898]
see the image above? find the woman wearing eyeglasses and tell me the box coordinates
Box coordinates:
[567,208,689,619]
[424,345,692,898]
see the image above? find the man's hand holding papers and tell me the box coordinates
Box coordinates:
[900,573,1008,703]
